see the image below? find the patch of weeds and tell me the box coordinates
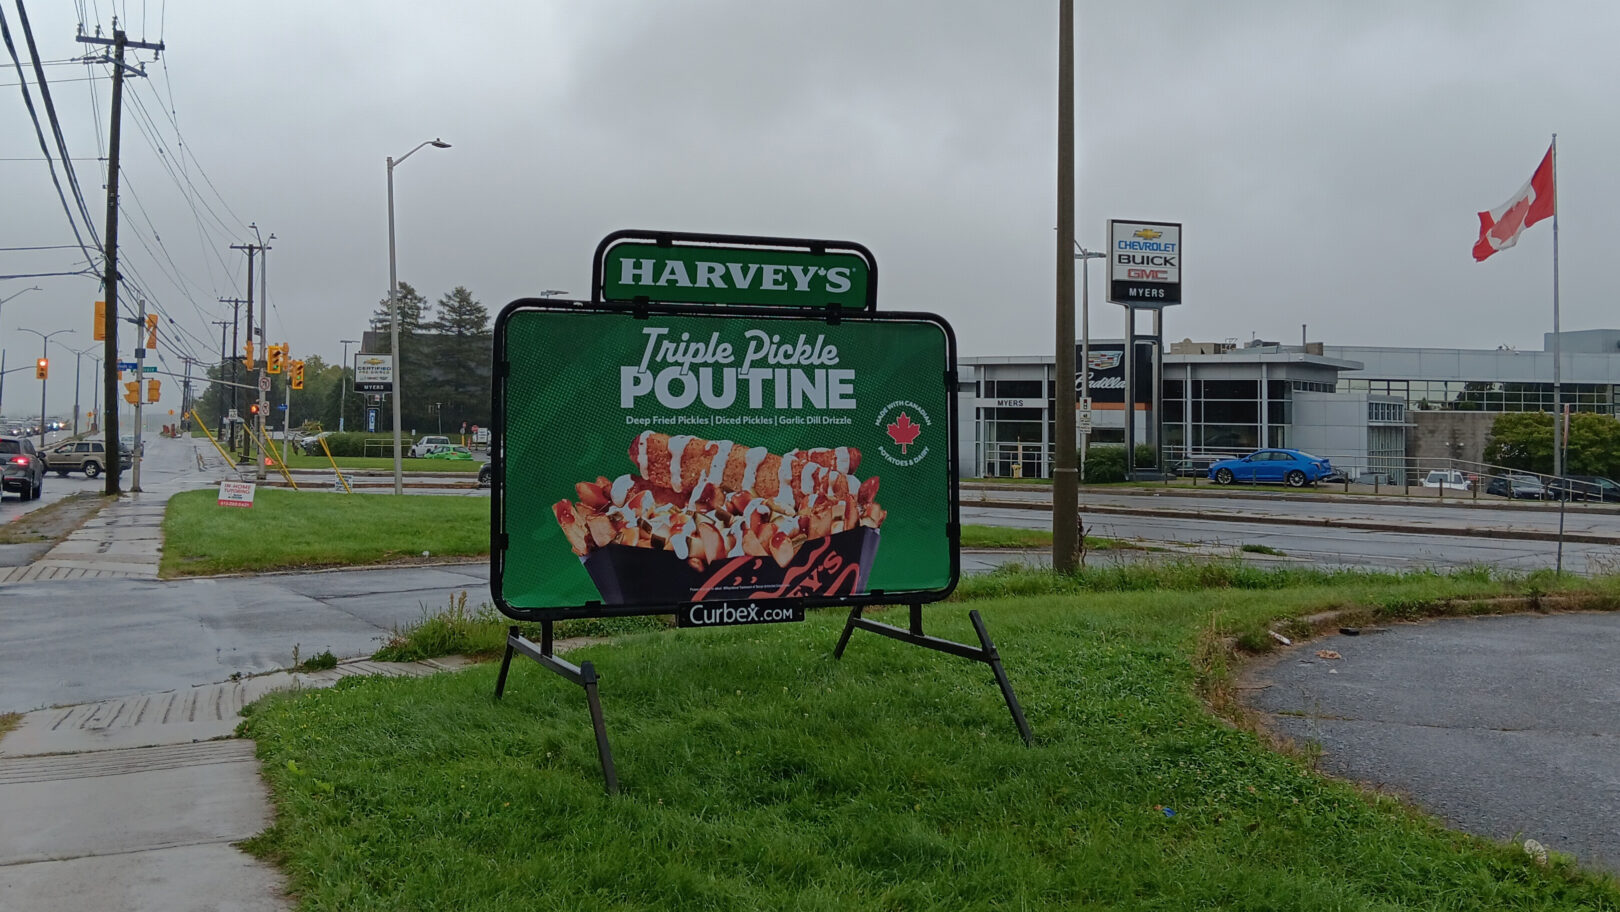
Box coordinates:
[372,590,669,662]
[1240,543,1286,556]
[297,650,339,671]
[0,712,20,739]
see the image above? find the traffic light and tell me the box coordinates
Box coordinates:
[147,379,161,403]
[145,313,158,349]
[243,341,255,369]
[290,359,305,390]
[35,358,48,380]
[248,402,260,416]
[267,343,286,374]
[94,300,106,341]
[124,381,140,404]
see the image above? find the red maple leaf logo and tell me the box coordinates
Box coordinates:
[886,412,922,453]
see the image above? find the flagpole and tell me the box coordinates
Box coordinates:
[1552,132,1566,575]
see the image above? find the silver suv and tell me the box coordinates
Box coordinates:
[44,439,127,478]
[1,435,46,500]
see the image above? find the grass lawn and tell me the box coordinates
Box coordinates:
[242,566,1620,910]
[160,496,1066,577]
[160,489,489,576]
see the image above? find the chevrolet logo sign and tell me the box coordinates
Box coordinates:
[363,358,384,365]
[1132,228,1163,240]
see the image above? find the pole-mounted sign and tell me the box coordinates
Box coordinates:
[1107,219,1182,307]
[594,230,876,311]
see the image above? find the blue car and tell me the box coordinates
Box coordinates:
[1208,449,1333,488]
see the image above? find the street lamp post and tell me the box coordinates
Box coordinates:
[386,137,451,495]
[1075,245,1105,481]
[338,338,360,431]
[71,344,99,437]
[0,285,42,416]
[19,327,75,449]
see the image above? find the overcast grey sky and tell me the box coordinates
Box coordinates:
[3,1,1615,415]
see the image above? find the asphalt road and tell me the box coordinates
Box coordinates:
[1246,613,1620,874]
[962,505,1614,574]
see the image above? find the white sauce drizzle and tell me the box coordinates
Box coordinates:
[634,430,652,478]
[778,449,798,495]
[742,446,769,493]
[705,441,735,492]
[611,474,634,506]
[668,435,693,492]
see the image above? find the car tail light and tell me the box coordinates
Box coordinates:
[9,455,29,466]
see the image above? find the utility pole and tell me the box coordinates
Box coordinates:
[131,299,146,492]
[218,298,246,448]
[79,22,165,495]
[229,246,259,462]
[339,338,360,431]
[254,230,272,481]
[1053,0,1079,572]
[211,318,230,438]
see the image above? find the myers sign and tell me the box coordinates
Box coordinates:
[1108,219,1182,307]
[594,230,876,311]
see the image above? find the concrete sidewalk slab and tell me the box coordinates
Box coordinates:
[1,656,474,757]
[0,655,479,911]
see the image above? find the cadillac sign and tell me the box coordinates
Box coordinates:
[1108,220,1182,307]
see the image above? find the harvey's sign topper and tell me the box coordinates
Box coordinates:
[1108,219,1182,307]
[593,230,877,311]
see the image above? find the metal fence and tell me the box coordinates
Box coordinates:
[978,442,1614,503]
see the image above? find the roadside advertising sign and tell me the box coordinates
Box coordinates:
[594,230,876,311]
[1107,219,1182,307]
[217,480,255,508]
[353,353,393,392]
[491,300,958,623]
[366,407,378,432]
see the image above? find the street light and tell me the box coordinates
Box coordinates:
[386,137,451,494]
[1075,244,1106,479]
[70,343,100,437]
[0,286,41,416]
[18,327,74,448]
[339,338,361,431]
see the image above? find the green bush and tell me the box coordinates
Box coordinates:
[1081,445,1127,483]
[1135,443,1155,467]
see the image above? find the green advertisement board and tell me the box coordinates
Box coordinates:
[594,231,876,311]
[491,300,957,622]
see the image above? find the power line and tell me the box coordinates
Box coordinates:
[0,3,100,275]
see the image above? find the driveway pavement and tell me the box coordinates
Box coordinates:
[1245,612,1620,874]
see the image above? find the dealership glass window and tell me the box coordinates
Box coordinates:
[1201,379,1257,400]
[1203,399,1258,423]
[1164,379,1185,398]
[1198,424,1259,450]
[1267,401,1289,424]
[1267,380,1288,399]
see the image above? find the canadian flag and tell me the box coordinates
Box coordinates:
[1473,145,1555,262]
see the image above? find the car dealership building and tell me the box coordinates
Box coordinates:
[959,329,1620,482]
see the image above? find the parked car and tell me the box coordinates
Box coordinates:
[1169,455,1218,478]
[422,444,474,460]
[1354,471,1394,486]
[1549,475,1620,503]
[408,435,451,458]
[478,462,492,488]
[1421,470,1472,492]
[1208,449,1334,487]
[1,435,46,500]
[1484,473,1548,500]
[119,433,143,457]
[42,439,129,478]
[299,431,334,455]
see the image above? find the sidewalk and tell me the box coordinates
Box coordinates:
[0,656,472,911]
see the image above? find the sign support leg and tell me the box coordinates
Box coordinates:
[494,621,620,794]
[833,605,1033,745]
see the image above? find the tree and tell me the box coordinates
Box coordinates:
[1565,413,1620,478]
[368,281,430,351]
[428,286,492,432]
[1484,412,1553,474]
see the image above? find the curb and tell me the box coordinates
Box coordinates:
[967,497,1620,546]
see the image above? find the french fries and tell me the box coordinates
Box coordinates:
[553,436,885,571]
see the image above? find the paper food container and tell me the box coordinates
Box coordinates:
[583,527,880,605]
